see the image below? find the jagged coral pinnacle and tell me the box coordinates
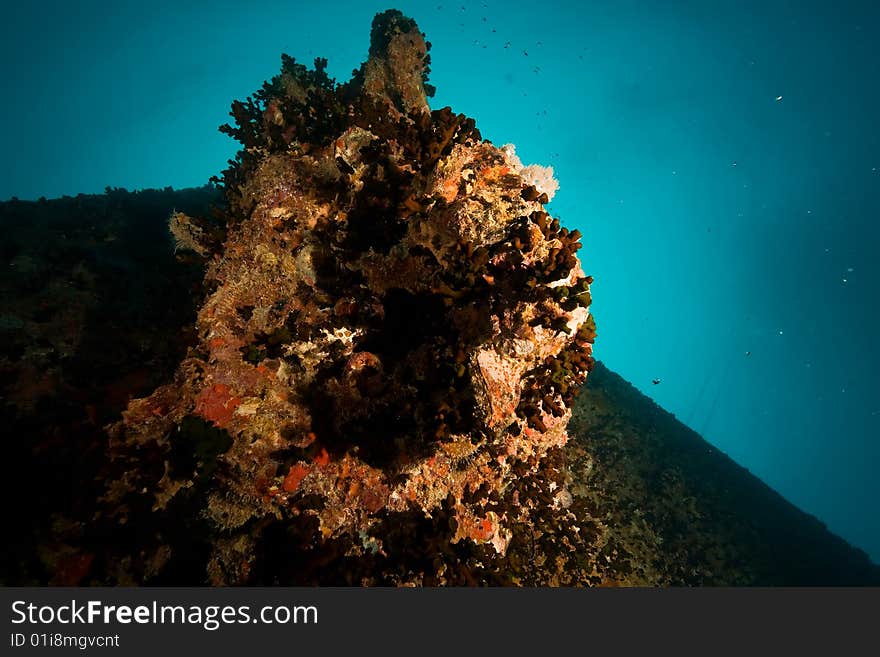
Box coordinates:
[105,9,594,584]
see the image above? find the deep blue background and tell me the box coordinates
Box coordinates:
[2,0,878,562]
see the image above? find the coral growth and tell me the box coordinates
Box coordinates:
[103,9,594,584]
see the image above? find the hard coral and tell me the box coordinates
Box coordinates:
[104,9,594,584]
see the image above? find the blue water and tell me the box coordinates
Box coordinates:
[3,0,878,562]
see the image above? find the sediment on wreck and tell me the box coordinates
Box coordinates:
[99,9,595,584]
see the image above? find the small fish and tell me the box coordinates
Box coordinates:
[775,95,783,102]
[652,378,661,385]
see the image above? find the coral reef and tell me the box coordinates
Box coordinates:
[3,188,878,585]
[100,10,594,584]
[6,10,872,587]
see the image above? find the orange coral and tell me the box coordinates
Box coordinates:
[283,463,312,493]
[313,448,331,467]
[193,383,241,428]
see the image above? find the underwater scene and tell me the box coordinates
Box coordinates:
[1,1,878,585]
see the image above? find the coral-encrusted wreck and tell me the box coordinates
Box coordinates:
[103,10,594,584]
